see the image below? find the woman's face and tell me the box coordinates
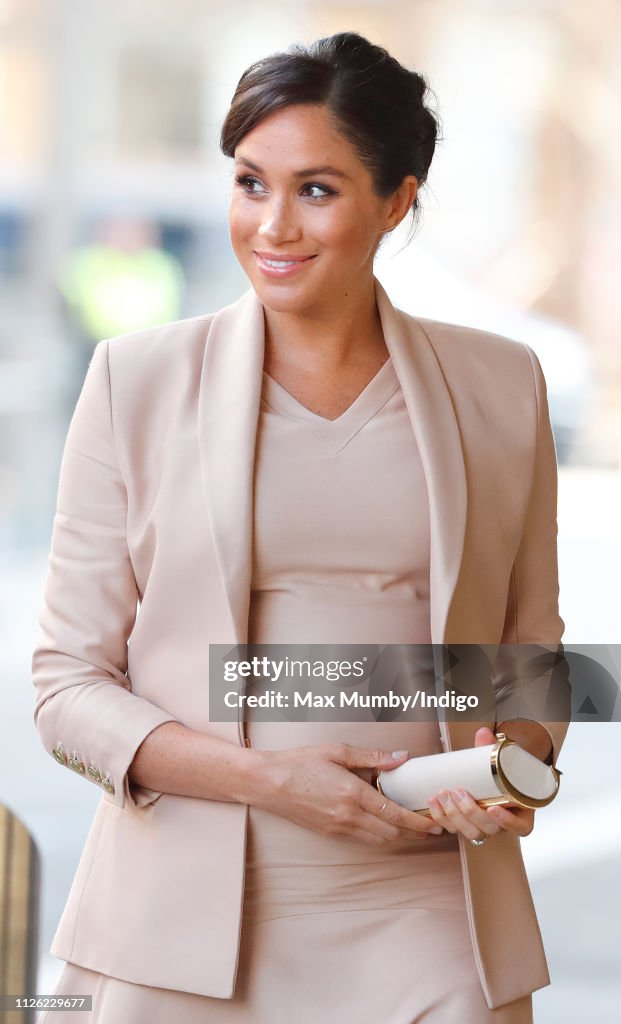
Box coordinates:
[228,103,407,316]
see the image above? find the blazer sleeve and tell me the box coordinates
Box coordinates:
[491,344,570,766]
[32,339,181,810]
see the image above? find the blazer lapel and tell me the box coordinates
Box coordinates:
[198,288,266,644]
[374,278,467,645]
[198,280,468,741]
[374,279,469,753]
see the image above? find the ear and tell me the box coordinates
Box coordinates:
[383,176,419,231]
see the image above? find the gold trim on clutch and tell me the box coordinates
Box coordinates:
[490,731,562,810]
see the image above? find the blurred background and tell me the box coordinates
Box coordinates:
[0,0,619,1020]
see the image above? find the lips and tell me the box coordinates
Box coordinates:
[254,252,317,278]
[254,252,316,263]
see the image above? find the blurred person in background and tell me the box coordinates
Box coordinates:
[32,31,567,1024]
[58,216,185,379]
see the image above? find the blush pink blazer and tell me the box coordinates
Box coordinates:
[32,277,568,1010]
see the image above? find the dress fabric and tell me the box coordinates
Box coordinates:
[41,358,532,1023]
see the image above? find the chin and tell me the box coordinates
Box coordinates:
[249,278,324,316]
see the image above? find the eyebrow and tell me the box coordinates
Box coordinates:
[235,156,351,180]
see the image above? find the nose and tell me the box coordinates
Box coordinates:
[257,196,302,245]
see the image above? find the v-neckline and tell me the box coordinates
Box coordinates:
[260,357,400,456]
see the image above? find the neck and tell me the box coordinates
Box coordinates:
[262,277,387,374]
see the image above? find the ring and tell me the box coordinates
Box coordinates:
[379,801,388,815]
[470,835,488,847]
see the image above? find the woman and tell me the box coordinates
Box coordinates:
[33,32,566,1023]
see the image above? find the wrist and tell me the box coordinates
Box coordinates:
[496,720,553,763]
[233,747,280,808]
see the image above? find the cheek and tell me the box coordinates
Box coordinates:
[315,204,380,255]
[228,202,255,250]
[321,220,378,261]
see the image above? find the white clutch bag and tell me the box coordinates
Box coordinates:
[375,732,562,815]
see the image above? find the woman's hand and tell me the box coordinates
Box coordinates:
[251,743,444,847]
[425,727,535,841]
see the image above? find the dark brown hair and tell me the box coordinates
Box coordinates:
[220,32,441,239]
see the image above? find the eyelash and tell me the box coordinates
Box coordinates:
[234,174,337,200]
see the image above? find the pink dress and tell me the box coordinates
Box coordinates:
[42,358,532,1022]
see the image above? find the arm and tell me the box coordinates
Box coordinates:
[491,344,570,766]
[427,346,568,840]
[128,724,448,845]
[127,721,272,803]
[32,340,181,810]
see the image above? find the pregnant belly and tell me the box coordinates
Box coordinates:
[244,802,462,924]
[242,717,461,924]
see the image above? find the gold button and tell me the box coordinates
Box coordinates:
[87,763,102,784]
[68,754,85,774]
[101,775,115,794]
[52,745,67,766]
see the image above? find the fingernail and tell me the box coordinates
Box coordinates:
[439,792,451,807]
[391,750,408,759]
[429,826,443,835]
[455,789,470,803]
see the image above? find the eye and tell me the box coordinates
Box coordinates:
[301,182,336,199]
[234,173,337,201]
[234,174,267,195]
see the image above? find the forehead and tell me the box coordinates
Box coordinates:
[234,104,364,174]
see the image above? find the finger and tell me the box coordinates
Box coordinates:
[486,804,535,837]
[427,791,499,841]
[450,790,503,837]
[366,792,442,836]
[474,727,497,747]
[333,744,410,771]
[348,824,426,847]
[352,811,436,843]
[429,792,483,839]
[427,797,458,834]
[358,810,430,843]
[349,826,389,847]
